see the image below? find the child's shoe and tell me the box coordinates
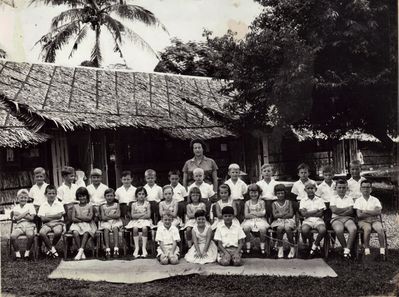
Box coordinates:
[288,247,295,259]
[113,247,119,258]
[133,249,139,258]
[343,248,351,260]
[277,247,284,259]
[24,250,30,259]
[309,244,320,258]
[50,246,59,258]
[141,249,148,258]
[15,251,21,260]
[81,252,86,260]
[105,248,111,259]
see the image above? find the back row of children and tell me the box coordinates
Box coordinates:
[11,159,386,263]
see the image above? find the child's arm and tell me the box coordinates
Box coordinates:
[192,230,202,257]
[203,227,213,255]
[186,204,195,219]
[71,206,81,223]
[170,240,178,256]
[283,201,294,219]
[244,202,256,219]
[234,238,245,257]
[108,204,121,219]
[232,202,238,218]
[217,240,228,256]
[100,205,108,221]
[171,202,178,218]
[253,201,266,218]
[312,209,324,218]
[215,203,223,219]
[159,202,165,218]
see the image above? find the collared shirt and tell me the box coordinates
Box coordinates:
[353,195,382,211]
[347,177,366,200]
[257,178,278,200]
[330,194,354,218]
[155,224,181,244]
[299,195,326,212]
[38,200,65,218]
[214,223,246,248]
[87,183,108,206]
[12,203,36,223]
[29,182,49,207]
[188,182,215,200]
[315,180,336,203]
[182,156,218,185]
[57,183,79,205]
[171,183,188,203]
[144,184,163,203]
[115,185,137,204]
[225,178,248,200]
[291,179,317,200]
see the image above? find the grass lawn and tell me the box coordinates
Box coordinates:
[1,247,398,297]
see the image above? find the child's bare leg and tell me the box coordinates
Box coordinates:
[104,229,111,249]
[218,252,231,266]
[362,224,372,249]
[52,225,63,247]
[285,227,294,245]
[10,230,23,252]
[232,249,242,266]
[332,221,346,248]
[142,227,148,255]
[39,229,52,249]
[301,225,311,245]
[159,254,169,265]
[243,226,251,251]
[132,227,139,256]
[186,227,193,247]
[314,225,326,246]
[25,230,35,251]
[72,231,81,248]
[345,220,357,250]
[276,227,284,247]
[372,222,386,249]
[81,233,89,249]
[112,227,119,248]
[169,254,179,265]
[259,227,267,252]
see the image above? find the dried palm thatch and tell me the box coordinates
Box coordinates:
[0,60,236,140]
[0,99,49,148]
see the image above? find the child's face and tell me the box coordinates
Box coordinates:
[336,183,347,196]
[105,192,115,203]
[34,173,45,185]
[193,172,204,183]
[323,172,334,182]
[360,183,372,196]
[190,191,201,203]
[350,166,361,178]
[261,167,273,179]
[18,193,29,205]
[298,169,309,181]
[65,173,75,184]
[136,190,146,202]
[169,174,179,186]
[164,188,173,201]
[163,216,172,228]
[305,185,316,198]
[222,213,233,224]
[91,175,102,185]
[219,188,230,201]
[77,193,88,204]
[145,174,156,185]
[249,190,259,200]
[46,189,57,203]
[229,168,240,179]
[276,190,285,201]
[121,175,132,187]
[196,216,206,228]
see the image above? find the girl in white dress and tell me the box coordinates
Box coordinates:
[211,184,239,230]
[125,187,152,258]
[69,187,97,260]
[158,186,182,228]
[241,184,269,254]
[183,187,207,248]
[185,209,217,264]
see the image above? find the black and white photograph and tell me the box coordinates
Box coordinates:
[0,0,398,296]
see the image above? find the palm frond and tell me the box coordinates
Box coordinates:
[51,8,87,30]
[30,0,84,8]
[102,14,123,43]
[124,26,159,59]
[69,24,89,58]
[90,25,102,66]
[0,48,6,58]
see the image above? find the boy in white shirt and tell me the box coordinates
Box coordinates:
[115,170,137,220]
[57,166,78,229]
[292,163,317,213]
[169,170,188,220]
[354,180,386,259]
[144,169,163,223]
[187,168,216,214]
[87,168,108,206]
[29,167,49,213]
[315,165,336,229]
[10,189,37,259]
[347,160,365,200]
[256,164,277,223]
[155,213,181,265]
[225,164,248,222]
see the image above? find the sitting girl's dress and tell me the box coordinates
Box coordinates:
[184,224,217,264]
[157,200,182,227]
[182,202,207,229]
[211,198,240,230]
[98,202,123,230]
[241,199,269,231]
[125,201,153,229]
[271,200,296,229]
[69,203,97,237]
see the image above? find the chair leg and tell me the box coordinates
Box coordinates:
[63,235,68,260]
[324,233,330,259]
[32,235,38,261]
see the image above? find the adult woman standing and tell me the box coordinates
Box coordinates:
[182,139,219,192]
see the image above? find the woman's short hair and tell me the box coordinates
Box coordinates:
[190,139,208,151]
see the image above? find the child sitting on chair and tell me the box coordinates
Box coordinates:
[10,189,37,259]
[38,185,65,258]
[99,188,123,259]
[125,187,152,258]
[211,184,239,231]
[158,185,182,228]
[183,187,207,248]
[156,213,181,265]
[214,206,246,266]
[69,187,97,260]
[354,179,386,260]
[299,181,326,258]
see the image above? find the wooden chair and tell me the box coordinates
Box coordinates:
[8,218,39,261]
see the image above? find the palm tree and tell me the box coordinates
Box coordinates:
[33,0,167,67]
[0,48,6,59]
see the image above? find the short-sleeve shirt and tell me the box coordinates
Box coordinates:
[214,223,246,248]
[144,184,163,203]
[315,180,336,203]
[182,156,218,185]
[155,224,181,244]
[12,203,36,223]
[188,182,215,200]
[225,178,247,200]
[347,177,366,200]
[57,183,79,205]
[291,179,317,201]
[29,182,49,207]
[38,200,65,218]
[115,185,137,204]
[353,195,382,211]
[171,183,188,203]
[299,196,326,212]
[257,179,278,200]
[330,194,354,218]
[87,183,108,206]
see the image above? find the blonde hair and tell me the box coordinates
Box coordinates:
[33,167,46,175]
[261,164,273,171]
[17,189,29,197]
[144,169,156,177]
[193,168,204,176]
[228,163,240,170]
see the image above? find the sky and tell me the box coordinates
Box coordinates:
[0,0,263,71]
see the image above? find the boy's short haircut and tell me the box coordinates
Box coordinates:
[322,165,335,174]
[61,166,75,177]
[17,189,29,197]
[162,212,173,219]
[261,164,273,171]
[144,169,156,177]
[193,168,204,176]
[33,167,46,175]
[121,170,132,178]
[350,160,362,168]
[336,179,348,185]
[163,185,174,193]
[297,163,310,172]
[228,163,240,171]
[135,186,147,197]
[104,188,115,196]
[90,168,102,176]
[222,206,234,215]
[247,183,262,193]
[274,184,286,194]
[304,181,317,189]
[195,209,207,218]
[76,186,89,199]
[168,170,181,177]
[45,184,57,194]
[360,179,372,187]
[218,184,231,196]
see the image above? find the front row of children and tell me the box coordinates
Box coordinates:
[11,176,386,264]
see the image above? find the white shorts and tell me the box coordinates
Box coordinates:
[302,217,325,229]
[241,218,269,232]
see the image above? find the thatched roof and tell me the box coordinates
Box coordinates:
[0,60,236,140]
[0,99,49,148]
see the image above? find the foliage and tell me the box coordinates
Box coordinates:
[0,48,6,59]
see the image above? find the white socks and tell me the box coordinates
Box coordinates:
[246,242,251,250]
[364,248,371,255]
[344,248,350,254]
[15,251,21,258]
[380,248,385,255]
[260,243,265,250]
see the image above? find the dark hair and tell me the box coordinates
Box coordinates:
[190,139,207,151]
[218,184,231,196]
[188,187,202,203]
[322,165,335,174]
[336,179,348,185]
[45,184,57,194]
[104,188,115,196]
[194,209,207,218]
[121,170,132,178]
[61,166,75,177]
[247,183,262,194]
[168,170,181,177]
[76,186,89,199]
[360,179,372,187]
[274,184,286,194]
[297,163,310,172]
[135,186,148,197]
[222,206,234,215]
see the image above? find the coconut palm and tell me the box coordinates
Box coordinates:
[33,0,167,67]
[0,48,6,59]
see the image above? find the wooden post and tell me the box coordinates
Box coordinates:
[114,132,122,188]
[50,131,69,187]
[261,133,270,165]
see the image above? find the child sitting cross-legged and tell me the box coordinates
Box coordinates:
[214,206,246,266]
[183,187,207,248]
[155,213,181,265]
[69,187,97,260]
[211,184,239,231]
